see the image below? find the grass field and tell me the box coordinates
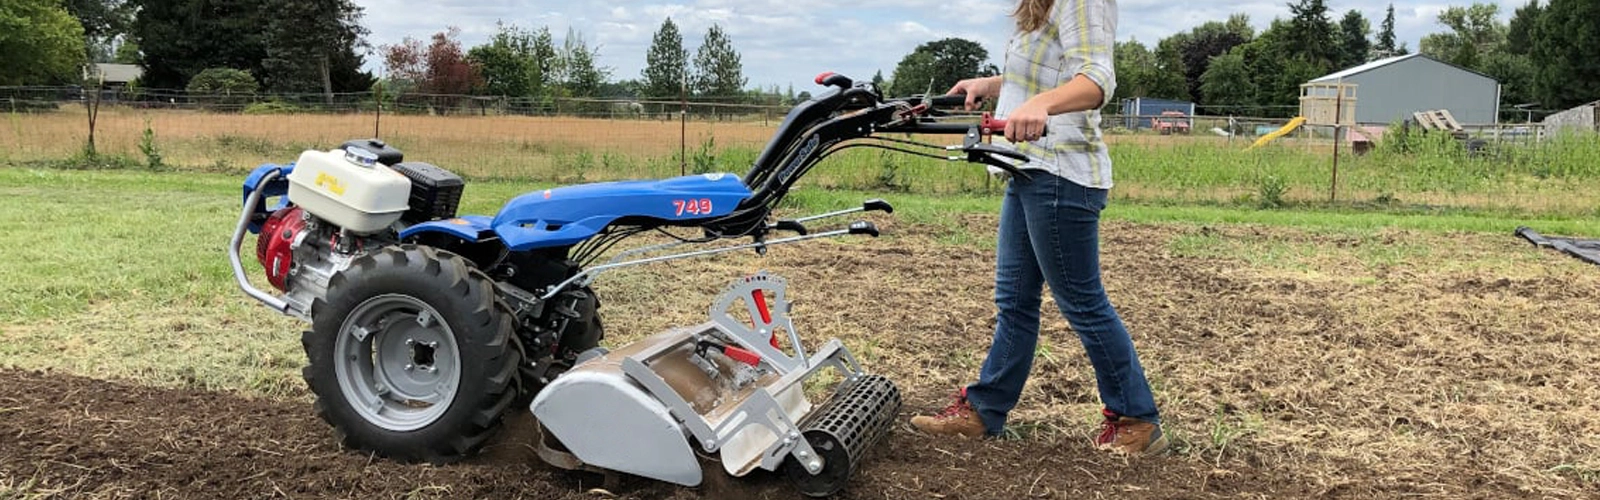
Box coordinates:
[6,107,1599,217]
[2,166,1598,498]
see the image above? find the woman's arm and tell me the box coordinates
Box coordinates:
[1002,75,1105,142]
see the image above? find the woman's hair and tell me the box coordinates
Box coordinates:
[1013,0,1055,33]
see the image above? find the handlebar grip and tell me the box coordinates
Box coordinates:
[929,94,975,108]
[848,221,880,238]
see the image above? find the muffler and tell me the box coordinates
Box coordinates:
[530,272,900,496]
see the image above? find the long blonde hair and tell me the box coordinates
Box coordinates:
[1013,0,1055,33]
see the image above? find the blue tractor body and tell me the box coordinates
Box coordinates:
[406,173,751,251]
[246,164,752,253]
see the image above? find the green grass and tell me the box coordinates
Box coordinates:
[2,166,1596,396]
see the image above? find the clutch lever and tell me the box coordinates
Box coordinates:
[965,145,1033,180]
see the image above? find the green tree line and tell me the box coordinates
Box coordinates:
[3,0,1597,117]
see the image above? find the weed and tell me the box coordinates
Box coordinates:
[139,118,164,171]
[874,149,909,192]
[690,135,717,175]
[1255,173,1288,209]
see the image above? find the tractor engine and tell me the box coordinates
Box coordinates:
[254,205,377,317]
[252,140,465,319]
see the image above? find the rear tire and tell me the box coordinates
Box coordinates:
[303,244,519,464]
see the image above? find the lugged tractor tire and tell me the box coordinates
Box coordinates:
[302,244,519,465]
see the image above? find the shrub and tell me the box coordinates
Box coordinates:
[186,68,259,111]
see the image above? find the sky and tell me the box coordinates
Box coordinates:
[352,0,1525,91]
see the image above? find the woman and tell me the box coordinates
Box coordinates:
[908,0,1165,455]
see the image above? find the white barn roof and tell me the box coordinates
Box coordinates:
[1311,53,1494,83]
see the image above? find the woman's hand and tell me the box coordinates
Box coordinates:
[947,76,1002,111]
[1005,98,1048,143]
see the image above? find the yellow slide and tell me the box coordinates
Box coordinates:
[1246,116,1307,151]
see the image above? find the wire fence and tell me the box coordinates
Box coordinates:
[3,86,1595,217]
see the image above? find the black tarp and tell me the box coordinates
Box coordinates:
[1516,227,1600,266]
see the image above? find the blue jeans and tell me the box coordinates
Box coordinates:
[965,173,1160,436]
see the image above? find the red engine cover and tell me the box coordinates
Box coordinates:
[256,207,306,291]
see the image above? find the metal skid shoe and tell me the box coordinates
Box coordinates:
[530,273,901,497]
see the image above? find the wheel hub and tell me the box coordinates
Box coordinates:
[335,294,463,431]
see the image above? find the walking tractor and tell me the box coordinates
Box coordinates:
[228,72,1034,496]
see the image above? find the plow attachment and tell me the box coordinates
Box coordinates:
[530,273,900,496]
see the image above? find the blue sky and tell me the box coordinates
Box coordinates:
[352,1,1524,90]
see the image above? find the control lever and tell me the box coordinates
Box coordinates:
[793,198,895,223]
[964,144,1033,180]
[771,219,808,235]
[848,221,880,238]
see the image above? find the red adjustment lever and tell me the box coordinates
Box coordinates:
[751,290,779,348]
[814,72,836,85]
[981,112,1007,135]
[722,345,762,367]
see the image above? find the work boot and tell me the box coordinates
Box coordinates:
[910,388,986,438]
[1093,408,1169,455]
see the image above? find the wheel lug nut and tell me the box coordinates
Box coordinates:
[404,364,414,371]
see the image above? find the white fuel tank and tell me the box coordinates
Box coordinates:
[287,148,411,234]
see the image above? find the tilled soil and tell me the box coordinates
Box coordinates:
[4,219,1599,499]
[0,369,1310,499]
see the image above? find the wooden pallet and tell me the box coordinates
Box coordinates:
[1412,109,1463,131]
[1412,109,1469,138]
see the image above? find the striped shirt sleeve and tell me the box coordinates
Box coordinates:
[1058,0,1117,108]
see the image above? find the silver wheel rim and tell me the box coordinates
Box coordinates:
[334,294,462,432]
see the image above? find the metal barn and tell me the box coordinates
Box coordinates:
[1308,53,1501,125]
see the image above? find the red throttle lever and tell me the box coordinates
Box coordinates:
[979,112,1046,137]
[980,112,1007,135]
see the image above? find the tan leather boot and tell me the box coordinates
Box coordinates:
[909,389,987,438]
[1093,409,1169,455]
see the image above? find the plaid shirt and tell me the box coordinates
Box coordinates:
[995,0,1118,189]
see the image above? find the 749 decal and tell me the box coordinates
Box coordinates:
[673,198,713,217]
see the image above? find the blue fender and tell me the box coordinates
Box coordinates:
[398,215,495,242]
[242,163,295,234]
[491,174,751,251]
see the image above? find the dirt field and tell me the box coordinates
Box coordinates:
[3,213,1597,499]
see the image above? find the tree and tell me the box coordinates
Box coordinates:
[1375,3,1400,57]
[467,23,542,98]
[1199,50,1256,114]
[1112,39,1157,103]
[1176,14,1253,104]
[64,0,131,61]
[886,38,992,98]
[1286,0,1339,69]
[1530,0,1600,110]
[185,67,257,108]
[1420,3,1505,70]
[558,28,610,98]
[133,0,370,93]
[0,0,87,85]
[692,24,745,98]
[381,28,480,95]
[112,39,138,63]
[260,0,370,100]
[1338,10,1372,68]
[641,17,687,100]
[1149,36,1190,100]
